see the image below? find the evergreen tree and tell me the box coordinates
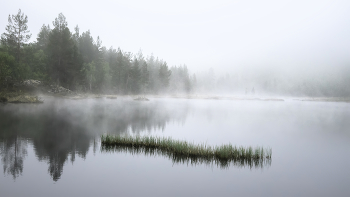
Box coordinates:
[92,39,110,92]
[158,62,171,91]
[47,13,82,89]
[78,30,96,64]
[115,49,132,94]
[169,65,191,93]
[0,50,15,88]
[37,24,51,50]
[72,25,80,44]
[182,65,191,92]
[81,61,96,91]
[129,58,141,94]
[135,50,149,93]
[1,9,31,81]
[140,61,149,93]
[106,47,118,92]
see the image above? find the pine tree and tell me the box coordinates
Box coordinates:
[129,58,141,94]
[78,30,97,64]
[0,50,15,88]
[47,13,82,89]
[37,24,51,50]
[1,9,31,80]
[140,62,149,93]
[158,62,171,91]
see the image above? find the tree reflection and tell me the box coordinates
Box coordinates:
[0,136,28,179]
[30,107,96,181]
[101,145,272,169]
[0,99,189,181]
[0,110,28,179]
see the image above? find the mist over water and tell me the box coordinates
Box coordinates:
[1,98,349,196]
[0,98,189,180]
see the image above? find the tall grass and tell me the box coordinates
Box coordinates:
[101,134,272,168]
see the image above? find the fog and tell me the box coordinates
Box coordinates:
[1,0,350,97]
[1,98,349,196]
[2,0,349,70]
[1,2,350,195]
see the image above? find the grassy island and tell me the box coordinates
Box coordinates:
[101,135,272,168]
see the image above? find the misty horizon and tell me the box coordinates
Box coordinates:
[1,2,350,96]
[1,1,350,73]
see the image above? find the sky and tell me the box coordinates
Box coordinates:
[1,0,350,74]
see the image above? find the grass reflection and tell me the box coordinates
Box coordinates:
[101,135,272,169]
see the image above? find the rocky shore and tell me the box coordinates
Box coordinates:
[0,92,43,103]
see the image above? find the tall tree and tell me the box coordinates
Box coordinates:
[113,49,132,94]
[1,9,31,80]
[81,61,96,91]
[129,58,141,94]
[169,65,191,93]
[135,50,149,93]
[1,9,31,61]
[140,62,149,93]
[78,30,96,64]
[47,13,82,89]
[158,62,171,91]
[36,24,51,50]
[72,25,80,44]
[0,50,15,88]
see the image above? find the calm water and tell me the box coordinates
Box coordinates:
[0,97,349,197]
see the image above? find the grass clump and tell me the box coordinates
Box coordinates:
[101,135,272,168]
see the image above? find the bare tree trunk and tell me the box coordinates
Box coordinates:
[125,73,130,94]
[89,74,92,91]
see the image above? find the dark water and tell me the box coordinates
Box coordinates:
[0,97,349,197]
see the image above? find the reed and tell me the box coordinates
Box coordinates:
[101,135,272,162]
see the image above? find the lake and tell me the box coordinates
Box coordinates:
[1,97,349,197]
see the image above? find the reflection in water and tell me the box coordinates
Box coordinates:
[0,99,189,181]
[101,145,271,169]
[0,137,27,179]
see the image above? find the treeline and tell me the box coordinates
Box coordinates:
[1,10,349,97]
[0,10,194,94]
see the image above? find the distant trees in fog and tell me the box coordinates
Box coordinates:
[195,69,350,97]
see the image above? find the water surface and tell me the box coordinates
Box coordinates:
[0,97,349,196]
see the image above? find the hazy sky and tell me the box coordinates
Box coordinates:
[1,0,350,74]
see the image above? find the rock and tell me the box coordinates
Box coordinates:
[106,96,117,99]
[134,97,149,101]
[23,79,41,87]
[48,85,74,95]
[7,95,43,103]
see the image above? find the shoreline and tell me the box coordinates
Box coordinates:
[62,94,350,103]
[2,89,350,103]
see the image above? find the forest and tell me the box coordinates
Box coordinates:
[0,10,193,94]
[1,9,350,97]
